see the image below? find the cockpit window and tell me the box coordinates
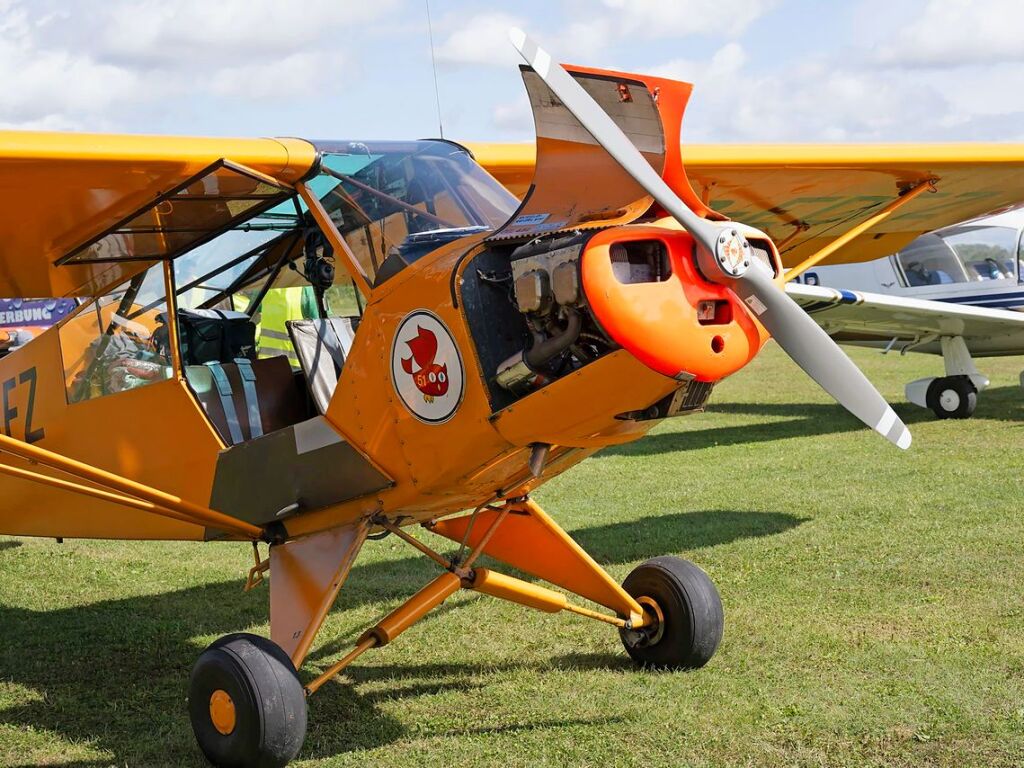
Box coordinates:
[897,225,1019,286]
[310,141,519,285]
[943,226,1018,281]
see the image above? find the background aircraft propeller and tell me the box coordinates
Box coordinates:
[509,27,911,450]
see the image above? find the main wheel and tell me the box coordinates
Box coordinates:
[619,556,723,669]
[188,633,307,768]
[926,375,976,419]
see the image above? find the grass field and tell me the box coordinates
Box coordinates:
[2,344,1024,767]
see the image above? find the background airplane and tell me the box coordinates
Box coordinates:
[785,208,1024,419]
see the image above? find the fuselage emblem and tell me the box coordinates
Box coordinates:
[391,310,464,423]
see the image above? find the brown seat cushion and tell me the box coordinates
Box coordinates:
[185,356,308,444]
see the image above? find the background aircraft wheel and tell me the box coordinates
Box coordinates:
[926,375,977,419]
[618,556,723,669]
[188,633,307,768]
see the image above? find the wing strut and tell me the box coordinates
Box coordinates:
[0,432,265,541]
[296,182,374,298]
[783,179,935,282]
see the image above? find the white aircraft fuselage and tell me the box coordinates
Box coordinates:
[788,208,1024,418]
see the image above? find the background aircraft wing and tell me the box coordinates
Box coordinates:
[470,142,1024,269]
[786,282,1024,353]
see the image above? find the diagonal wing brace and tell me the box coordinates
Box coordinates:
[0,431,267,541]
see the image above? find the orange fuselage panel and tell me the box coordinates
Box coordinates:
[0,219,735,541]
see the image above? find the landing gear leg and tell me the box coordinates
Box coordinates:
[188,522,368,767]
[429,497,724,668]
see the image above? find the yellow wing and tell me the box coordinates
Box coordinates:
[469,142,1024,268]
[0,131,316,298]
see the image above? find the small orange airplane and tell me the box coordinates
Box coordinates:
[1,29,1023,767]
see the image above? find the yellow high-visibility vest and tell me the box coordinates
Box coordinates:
[254,288,307,367]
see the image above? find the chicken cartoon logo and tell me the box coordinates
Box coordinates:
[391,310,464,424]
[401,326,449,402]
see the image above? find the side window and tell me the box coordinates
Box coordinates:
[325,281,365,318]
[59,265,173,403]
[1017,228,1024,282]
[895,234,968,287]
[942,226,1017,281]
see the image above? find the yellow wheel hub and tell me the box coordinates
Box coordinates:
[209,689,237,736]
[637,595,666,645]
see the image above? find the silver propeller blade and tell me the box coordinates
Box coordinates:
[510,27,911,450]
[507,28,722,258]
[732,261,911,448]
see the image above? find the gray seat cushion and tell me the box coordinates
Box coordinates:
[286,317,357,413]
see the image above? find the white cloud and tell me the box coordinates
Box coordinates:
[1,0,1021,145]
[209,51,346,101]
[872,0,1024,68]
[0,113,81,132]
[0,5,141,130]
[435,12,527,67]
[601,0,776,38]
[97,0,392,66]
[491,93,533,133]
[0,0,397,130]
[652,42,747,85]
[653,40,1024,143]
[437,0,775,71]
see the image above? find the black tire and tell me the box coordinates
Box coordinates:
[188,633,307,768]
[619,556,723,669]
[926,375,977,419]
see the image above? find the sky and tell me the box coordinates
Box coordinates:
[2,0,1024,144]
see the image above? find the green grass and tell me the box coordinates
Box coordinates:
[3,344,1024,767]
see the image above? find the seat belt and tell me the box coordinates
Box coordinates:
[205,362,244,445]
[234,358,264,439]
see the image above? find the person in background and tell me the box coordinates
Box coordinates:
[237,286,319,369]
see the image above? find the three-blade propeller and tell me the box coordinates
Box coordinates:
[509,28,910,449]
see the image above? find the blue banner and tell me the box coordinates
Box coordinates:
[0,299,77,329]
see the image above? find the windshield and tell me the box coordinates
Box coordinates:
[310,140,519,285]
[897,225,1020,286]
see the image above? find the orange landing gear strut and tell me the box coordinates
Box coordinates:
[190,498,723,767]
[301,497,655,696]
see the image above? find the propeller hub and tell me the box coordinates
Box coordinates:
[714,229,751,278]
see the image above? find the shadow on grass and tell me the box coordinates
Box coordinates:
[548,652,636,673]
[306,509,802,666]
[596,386,1024,457]
[0,540,21,552]
[572,510,804,563]
[0,509,800,764]
[308,658,627,752]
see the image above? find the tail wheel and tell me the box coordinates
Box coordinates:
[926,375,977,419]
[188,633,307,768]
[619,556,723,669]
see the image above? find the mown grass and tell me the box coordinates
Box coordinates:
[2,344,1024,767]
